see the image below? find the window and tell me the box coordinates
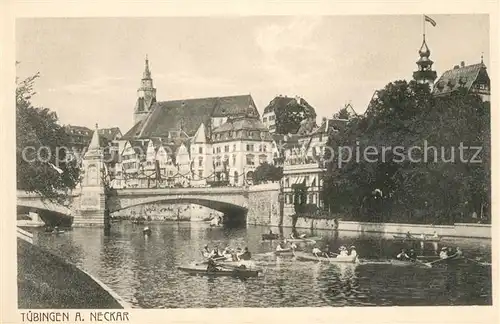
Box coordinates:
[258,145,262,152]
[199,147,203,154]
[263,117,267,122]
[233,144,236,151]
[232,154,236,166]
[248,131,253,138]
[216,147,221,154]
[198,170,203,179]
[246,144,254,151]
[259,154,267,164]
[198,157,203,167]
[263,145,267,152]
[246,154,255,166]
[229,131,234,138]
[311,178,316,187]
[285,177,290,187]
[224,145,229,152]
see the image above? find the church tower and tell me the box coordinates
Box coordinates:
[134,55,157,125]
[413,35,437,86]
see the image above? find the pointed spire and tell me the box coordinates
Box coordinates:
[481,52,484,64]
[87,123,100,152]
[143,54,151,79]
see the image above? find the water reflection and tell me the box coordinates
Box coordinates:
[32,223,491,308]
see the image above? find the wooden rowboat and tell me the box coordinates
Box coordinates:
[392,234,441,242]
[274,248,295,256]
[177,265,260,278]
[286,237,320,243]
[293,252,358,264]
[262,233,280,240]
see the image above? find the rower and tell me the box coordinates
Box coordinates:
[202,244,211,257]
[454,247,463,257]
[312,246,322,257]
[206,257,219,272]
[439,247,449,259]
[433,231,439,238]
[405,231,412,239]
[239,247,252,260]
[408,248,417,261]
[339,246,349,257]
[290,242,298,251]
[269,229,274,235]
[349,245,357,257]
[212,246,222,258]
[276,242,286,251]
[396,249,410,260]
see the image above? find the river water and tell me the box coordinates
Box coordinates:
[32,222,491,308]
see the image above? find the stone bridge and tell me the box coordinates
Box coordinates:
[17,190,74,227]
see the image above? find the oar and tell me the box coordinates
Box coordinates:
[424,258,448,268]
[465,257,491,266]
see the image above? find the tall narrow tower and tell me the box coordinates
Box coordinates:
[413,35,437,86]
[134,55,157,125]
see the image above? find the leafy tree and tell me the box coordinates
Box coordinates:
[333,105,356,120]
[322,80,490,224]
[16,72,80,203]
[274,100,317,135]
[253,162,283,184]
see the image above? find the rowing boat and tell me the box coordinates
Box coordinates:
[293,252,358,263]
[177,265,260,277]
[286,237,320,243]
[262,233,280,240]
[392,234,441,242]
[274,248,295,256]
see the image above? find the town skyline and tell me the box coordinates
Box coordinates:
[16,15,489,133]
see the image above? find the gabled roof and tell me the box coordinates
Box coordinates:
[211,117,272,142]
[127,94,259,140]
[433,63,489,97]
[122,121,144,139]
[98,127,122,141]
[262,96,316,117]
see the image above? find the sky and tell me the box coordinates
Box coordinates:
[16,15,489,134]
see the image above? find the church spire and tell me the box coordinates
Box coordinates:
[143,54,151,79]
[134,55,157,126]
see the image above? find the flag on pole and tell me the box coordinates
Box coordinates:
[424,15,437,27]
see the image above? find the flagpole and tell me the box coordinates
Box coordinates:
[423,14,426,40]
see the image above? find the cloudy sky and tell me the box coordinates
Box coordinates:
[16,15,489,133]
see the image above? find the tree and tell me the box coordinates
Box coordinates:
[274,99,317,135]
[16,72,80,203]
[322,79,490,224]
[253,162,283,184]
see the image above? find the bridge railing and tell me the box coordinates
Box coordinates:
[17,227,34,244]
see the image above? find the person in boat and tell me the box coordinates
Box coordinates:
[407,248,417,261]
[433,231,439,238]
[290,232,296,239]
[202,244,211,258]
[239,247,251,260]
[290,242,298,251]
[206,257,220,272]
[312,246,322,257]
[439,247,449,259]
[222,246,233,259]
[299,233,307,239]
[349,246,357,258]
[269,229,274,235]
[276,241,286,252]
[453,247,463,258]
[212,246,223,259]
[405,231,413,239]
[339,246,349,257]
[396,249,410,260]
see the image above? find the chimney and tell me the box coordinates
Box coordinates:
[460,61,465,67]
[295,95,301,105]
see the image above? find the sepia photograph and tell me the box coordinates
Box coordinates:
[11,11,493,316]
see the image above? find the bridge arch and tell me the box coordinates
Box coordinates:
[110,193,249,227]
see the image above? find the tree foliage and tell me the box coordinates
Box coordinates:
[274,101,317,135]
[322,80,490,224]
[253,162,283,184]
[17,72,80,202]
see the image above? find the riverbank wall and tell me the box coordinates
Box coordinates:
[279,216,491,239]
[17,230,130,309]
